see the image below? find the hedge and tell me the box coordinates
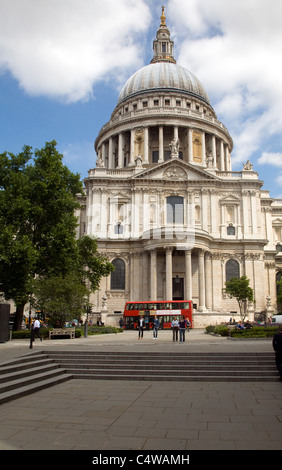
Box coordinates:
[230,326,278,338]
[12,328,82,339]
[206,325,279,338]
[11,326,123,339]
[80,326,123,335]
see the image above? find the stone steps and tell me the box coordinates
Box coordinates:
[47,350,278,381]
[0,350,278,404]
[0,353,72,405]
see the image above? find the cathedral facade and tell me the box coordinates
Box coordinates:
[77,9,282,327]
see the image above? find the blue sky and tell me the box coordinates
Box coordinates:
[1,0,282,198]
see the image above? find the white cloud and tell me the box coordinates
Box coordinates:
[0,0,151,102]
[167,0,282,168]
[258,153,282,168]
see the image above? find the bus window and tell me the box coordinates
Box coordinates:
[162,302,171,309]
[172,302,179,309]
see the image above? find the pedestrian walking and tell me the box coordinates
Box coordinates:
[29,319,43,349]
[171,317,179,342]
[138,316,144,340]
[153,315,159,339]
[273,325,282,380]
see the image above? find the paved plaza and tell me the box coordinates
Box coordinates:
[0,329,281,451]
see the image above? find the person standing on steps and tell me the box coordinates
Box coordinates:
[29,318,43,349]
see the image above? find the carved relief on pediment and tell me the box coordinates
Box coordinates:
[163,166,187,180]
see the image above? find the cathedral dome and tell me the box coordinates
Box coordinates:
[117,62,210,106]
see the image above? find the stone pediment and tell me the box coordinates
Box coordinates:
[219,194,241,205]
[131,159,220,181]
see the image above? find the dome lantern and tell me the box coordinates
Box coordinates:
[151,6,176,65]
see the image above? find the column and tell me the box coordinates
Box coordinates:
[174,126,179,141]
[118,133,123,168]
[144,127,149,164]
[205,252,212,310]
[130,252,134,301]
[108,137,113,169]
[202,189,208,232]
[250,191,257,235]
[158,126,164,162]
[188,128,193,163]
[242,191,249,238]
[201,132,206,164]
[150,249,157,300]
[220,140,224,171]
[211,135,216,168]
[165,247,173,300]
[198,249,206,311]
[141,251,149,300]
[129,130,135,166]
[185,250,192,300]
[101,143,106,167]
[225,145,229,171]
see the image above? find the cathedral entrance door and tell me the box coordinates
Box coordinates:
[172,277,184,300]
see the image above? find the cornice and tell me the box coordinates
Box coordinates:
[95,108,233,150]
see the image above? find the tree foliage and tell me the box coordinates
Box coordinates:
[225,276,254,320]
[33,274,89,328]
[0,140,113,329]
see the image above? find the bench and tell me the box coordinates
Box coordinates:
[49,328,75,339]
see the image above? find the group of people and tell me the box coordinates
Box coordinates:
[137,315,191,343]
[236,320,253,330]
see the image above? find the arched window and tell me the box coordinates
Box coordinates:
[111,258,125,290]
[225,259,240,283]
[167,196,184,224]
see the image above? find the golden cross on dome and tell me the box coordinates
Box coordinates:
[160,5,166,26]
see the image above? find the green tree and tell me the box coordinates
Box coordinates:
[33,274,89,328]
[32,236,114,327]
[76,236,114,292]
[0,141,105,329]
[225,276,254,320]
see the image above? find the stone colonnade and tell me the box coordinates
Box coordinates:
[130,247,212,312]
[98,125,231,171]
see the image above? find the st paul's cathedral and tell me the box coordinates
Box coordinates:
[77,7,282,327]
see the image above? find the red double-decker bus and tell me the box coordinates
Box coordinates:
[123,300,193,330]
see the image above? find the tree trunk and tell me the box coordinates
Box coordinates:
[13,303,25,330]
